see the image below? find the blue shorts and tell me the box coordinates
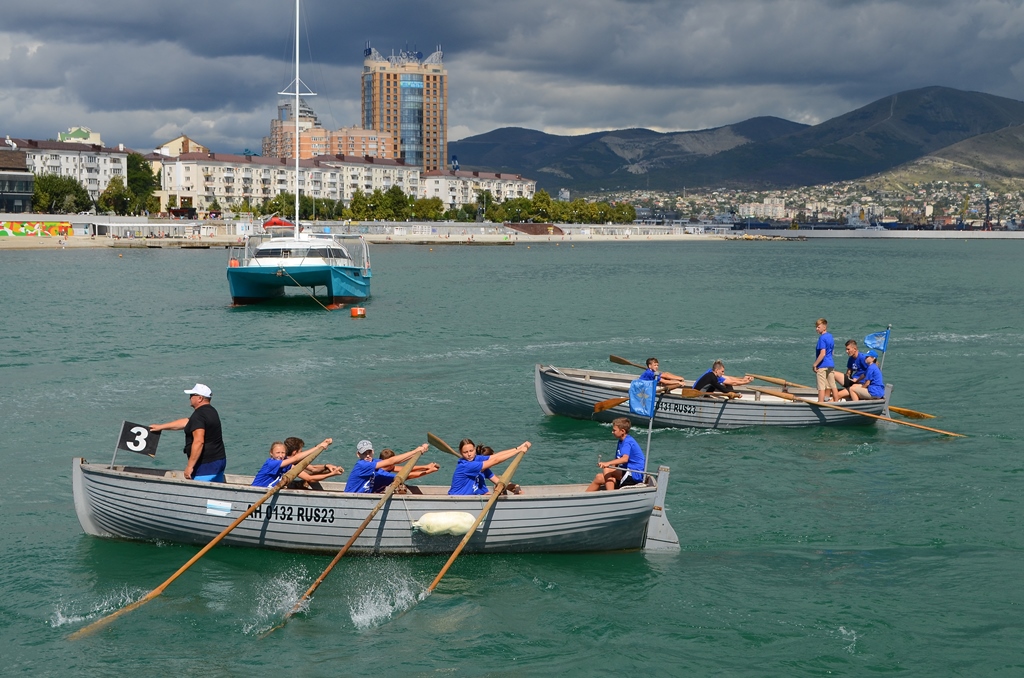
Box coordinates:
[193,458,226,482]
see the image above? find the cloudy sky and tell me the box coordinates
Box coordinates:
[2,0,1023,154]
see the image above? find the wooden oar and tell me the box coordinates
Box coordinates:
[745,373,936,420]
[426,450,527,593]
[610,354,646,370]
[69,445,329,640]
[747,385,964,437]
[428,432,460,458]
[263,444,428,636]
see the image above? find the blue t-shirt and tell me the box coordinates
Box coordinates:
[371,469,396,493]
[639,368,659,382]
[252,458,291,487]
[448,456,496,495]
[815,332,835,369]
[345,459,379,493]
[863,363,885,398]
[847,353,869,380]
[617,434,645,482]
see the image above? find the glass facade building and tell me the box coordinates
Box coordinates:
[361,47,446,172]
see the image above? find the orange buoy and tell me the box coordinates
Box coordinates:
[350,307,366,318]
[228,258,240,268]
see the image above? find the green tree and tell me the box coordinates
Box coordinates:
[382,185,411,220]
[348,190,371,220]
[411,197,445,220]
[32,174,92,213]
[530,190,554,222]
[502,197,532,223]
[97,176,133,215]
[126,153,158,213]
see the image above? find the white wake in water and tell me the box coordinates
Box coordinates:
[49,586,146,628]
[242,565,312,635]
[348,564,423,630]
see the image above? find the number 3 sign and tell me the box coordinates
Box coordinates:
[117,420,161,457]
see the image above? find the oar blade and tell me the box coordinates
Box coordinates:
[609,355,643,369]
[428,432,459,457]
[889,406,935,420]
[594,397,628,413]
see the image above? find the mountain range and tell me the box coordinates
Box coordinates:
[448,87,1024,192]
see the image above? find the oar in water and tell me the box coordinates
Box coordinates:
[745,373,936,420]
[263,443,429,637]
[747,385,964,437]
[69,444,330,639]
[593,387,737,414]
[426,447,528,594]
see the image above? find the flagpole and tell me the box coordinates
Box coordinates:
[879,323,892,369]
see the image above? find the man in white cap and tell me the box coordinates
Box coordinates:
[343,439,428,493]
[150,383,227,481]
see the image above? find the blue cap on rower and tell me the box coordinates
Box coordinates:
[865,350,878,359]
[356,439,373,455]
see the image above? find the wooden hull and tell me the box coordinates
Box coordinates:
[72,458,679,554]
[535,365,890,429]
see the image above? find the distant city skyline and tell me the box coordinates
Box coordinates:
[2,1,1023,155]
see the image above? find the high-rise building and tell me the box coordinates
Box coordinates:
[361,46,447,172]
[262,99,397,161]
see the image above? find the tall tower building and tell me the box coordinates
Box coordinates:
[361,46,447,172]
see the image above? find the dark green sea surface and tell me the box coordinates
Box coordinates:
[1,239,1021,676]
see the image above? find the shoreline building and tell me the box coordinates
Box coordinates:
[362,46,447,173]
[7,134,129,202]
[421,169,536,211]
[0,145,34,213]
[262,99,397,161]
[152,151,420,213]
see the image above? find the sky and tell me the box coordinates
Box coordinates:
[2,0,1023,155]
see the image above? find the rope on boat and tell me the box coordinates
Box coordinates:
[278,268,333,312]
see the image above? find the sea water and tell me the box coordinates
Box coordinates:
[1,238,1021,675]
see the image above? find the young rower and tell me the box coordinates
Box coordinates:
[691,360,753,396]
[448,439,530,495]
[585,417,645,491]
[639,357,685,390]
[848,350,886,401]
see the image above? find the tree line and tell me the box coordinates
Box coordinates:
[31,156,634,224]
[231,188,635,224]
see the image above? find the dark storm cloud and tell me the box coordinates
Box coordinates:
[1,1,1022,152]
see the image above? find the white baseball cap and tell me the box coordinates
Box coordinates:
[184,383,212,398]
[356,439,373,455]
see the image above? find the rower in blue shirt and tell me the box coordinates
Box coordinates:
[448,439,530,495]
[586,417,646,491]
[849,351,886,400]
[835,339,870,400]
[638,357,685,390]
[345,439,429,493]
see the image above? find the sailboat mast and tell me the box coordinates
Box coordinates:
[294,0,300,230]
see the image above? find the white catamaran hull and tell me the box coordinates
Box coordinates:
[535,365,890,429]
[72,459,680,554]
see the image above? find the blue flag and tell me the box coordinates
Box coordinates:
[629,378,657,418]
[864,328,891,352]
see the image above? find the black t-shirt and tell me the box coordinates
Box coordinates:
[692,369,733,393]
[183,404,226,464]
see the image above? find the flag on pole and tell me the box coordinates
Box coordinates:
[628,378,657,418]
[864,328,891,353]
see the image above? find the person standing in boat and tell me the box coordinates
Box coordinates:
[345,439,429,493]
[834,339,869,400]
[448,439,530,495]
[812,318,840,402]
[639,357,685,390]
[149,383,227,482]
[848,351,886,401]
[586,417,645,491]
[252,438,337,488]
[692,360,753,396]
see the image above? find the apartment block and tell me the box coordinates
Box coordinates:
[421,170,536,209]
[9,137,130,201]
[362,46,447,172]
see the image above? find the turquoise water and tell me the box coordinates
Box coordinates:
[1,239,1021,675]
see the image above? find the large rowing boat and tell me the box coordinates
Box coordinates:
[72,458,679,554]
[535,364,891,429]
